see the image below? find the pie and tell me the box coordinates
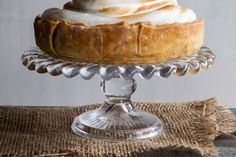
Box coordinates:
[34,0,204,64]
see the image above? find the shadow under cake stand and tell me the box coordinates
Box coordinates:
[21,47,215,141]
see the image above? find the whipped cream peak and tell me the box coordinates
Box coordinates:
[41,0,197,26]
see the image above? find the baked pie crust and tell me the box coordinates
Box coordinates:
[34,15,204,64]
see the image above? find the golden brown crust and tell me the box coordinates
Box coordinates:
[34,16,204,64]
[34,16,60,58]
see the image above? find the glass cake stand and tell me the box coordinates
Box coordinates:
[21,47,215,141]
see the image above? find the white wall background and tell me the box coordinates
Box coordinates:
[0,0,235,107]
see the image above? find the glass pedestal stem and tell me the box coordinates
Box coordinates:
[102,78,136,116]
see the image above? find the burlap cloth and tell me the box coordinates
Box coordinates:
[0,98,236,157]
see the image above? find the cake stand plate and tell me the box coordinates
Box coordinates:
[21,47,215,141]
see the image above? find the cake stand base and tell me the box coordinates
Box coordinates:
[71,79,163,141]
[22,47,215,141]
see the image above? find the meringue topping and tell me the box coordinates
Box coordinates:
[72,0,178,17]
[42,0,197,26]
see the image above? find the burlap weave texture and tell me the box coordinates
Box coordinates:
[0,98,235,157]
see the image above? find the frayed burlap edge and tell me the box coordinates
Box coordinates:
[215,104,236,136]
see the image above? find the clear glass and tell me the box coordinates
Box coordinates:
[71,78,163,141]
[22,47,215,141]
